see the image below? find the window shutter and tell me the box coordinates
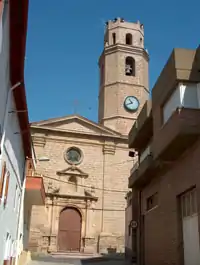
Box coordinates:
[0,161,6,198]
[4,172,10,206]
[26,159,33,176]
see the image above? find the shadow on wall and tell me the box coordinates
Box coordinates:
[82,252,126,264]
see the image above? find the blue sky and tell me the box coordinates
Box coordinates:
[25,0,200,123]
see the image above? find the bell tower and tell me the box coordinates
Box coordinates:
[98,18,149,135]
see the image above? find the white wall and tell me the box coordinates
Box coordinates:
[163,83,199,124]
[0,3,26,264]
[0,95,26,263]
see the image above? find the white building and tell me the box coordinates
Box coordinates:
[0,1,45,265]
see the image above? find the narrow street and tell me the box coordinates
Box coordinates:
[28,254,130,265]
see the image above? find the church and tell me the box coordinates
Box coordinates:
[29,17,149,254]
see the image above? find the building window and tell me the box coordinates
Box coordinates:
[146,192,158,211]
[180,188,197,218]
[0,161,6,200]
[64,147,83,165]
[163,83,199,124]
[4,171,10,206]
[112,33,116,45]
[125,57,135,76]
[0,162,10,206]
[126,33,132,45]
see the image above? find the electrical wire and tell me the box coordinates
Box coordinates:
[43,174,129,193]
[46,202,125,212]
[38,158,134,193]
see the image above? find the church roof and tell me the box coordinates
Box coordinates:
[31,114,126,139]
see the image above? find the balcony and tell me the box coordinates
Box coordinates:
[129,155,157,188]
[129,100,153,150]
[129,144,157,188]
[25,175,45,205]
[153,107,200,161]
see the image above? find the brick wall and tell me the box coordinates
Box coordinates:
[141,140,200,265]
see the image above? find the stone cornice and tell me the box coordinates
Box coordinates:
[99,44,149,64]
[32,135,129,151]
[56,165,88,178]
[31,125,128,142]
[101,115,137,121]
[46,192,98,201]
[99,82,149,95]
[103,142,116,155]
[32,136,46,147]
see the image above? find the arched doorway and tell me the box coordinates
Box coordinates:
[58,207,82,252]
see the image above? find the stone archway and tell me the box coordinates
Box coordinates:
[58,207,82,252]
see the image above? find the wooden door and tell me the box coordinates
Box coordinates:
[58,208,81,252]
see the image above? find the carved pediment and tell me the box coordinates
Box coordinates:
[56,165,88,178]
[31,114,122,137]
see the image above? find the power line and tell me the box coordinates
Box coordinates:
[46,202,125,212]
[38,159,134,193]
[43,174,129,193]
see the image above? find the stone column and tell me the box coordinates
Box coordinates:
[48,197,57,252]
[83,200,96,253]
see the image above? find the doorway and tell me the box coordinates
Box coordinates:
[58,207,82,252]
[180,188,200,265]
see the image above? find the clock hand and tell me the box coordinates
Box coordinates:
[129,99,133,104]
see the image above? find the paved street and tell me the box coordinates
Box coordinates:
[29,254,130,265]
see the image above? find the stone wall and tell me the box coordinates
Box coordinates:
[29,129,133,254]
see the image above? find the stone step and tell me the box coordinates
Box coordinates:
[50,252,101,259]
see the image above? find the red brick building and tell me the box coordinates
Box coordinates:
[128,46,200,265]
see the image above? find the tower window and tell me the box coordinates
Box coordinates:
[126,33,132,45]
[125,57,135,76]
[112,33,116,45]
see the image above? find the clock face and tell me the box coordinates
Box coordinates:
[124,96,139,112]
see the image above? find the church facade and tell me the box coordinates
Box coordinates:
[29,17,149,254]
